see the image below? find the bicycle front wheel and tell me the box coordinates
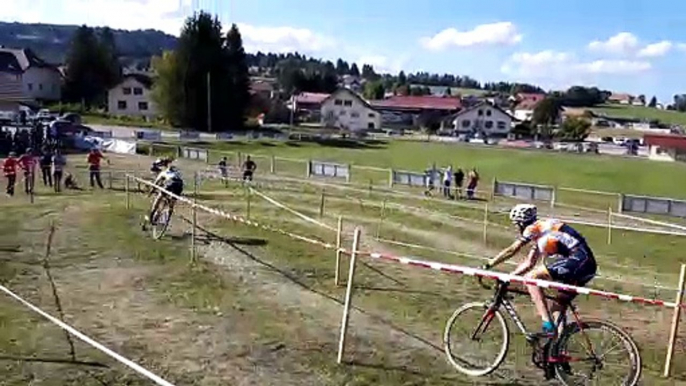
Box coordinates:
[152,200,173,240]
[443,302,510,377]
[552,319,641,386]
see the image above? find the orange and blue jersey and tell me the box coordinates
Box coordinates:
[518,218,588,257]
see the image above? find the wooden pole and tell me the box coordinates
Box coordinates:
[319,188,326,218]
[375,199,387,240]
[191,172,198,263]
[663,264,686,377]
[270,155,275,174]
[483,203,489,245]
[246,187,251,219]
[337,227,361,364]
[607,207,612,245]
[306,159,311,178]
[108,171,112,190]
[125,174,130,209]
[388,168,394,188]
[334,216,343,287]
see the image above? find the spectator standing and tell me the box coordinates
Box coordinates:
[466,168,480,200]
[442,165,453,199]
[218,156,228,179]
[242,155,256,183]
[39,147,53,187]
[87,148,107,189]
[3,151,18,196]
[52,149,66,193]
[17,148,36,195]
[423,167,434,196]
[454,168,465,199]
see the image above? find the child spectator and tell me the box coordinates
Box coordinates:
[52,149,67,193]
[17,148,36,195]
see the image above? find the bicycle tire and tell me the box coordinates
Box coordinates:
[552,319,641,386]
[152,199,173,240]
[443,302,510,377]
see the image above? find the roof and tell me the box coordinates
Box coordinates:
[370,96,462,111]
[117,73,154,89]
[515,99,541,110]
[644,133,686,151]
[294,92,330,104]
[608,93,633,101]
[451,101,516,120]
[0,47,54,73]
[516,92,546,102]
[320,88,376,110]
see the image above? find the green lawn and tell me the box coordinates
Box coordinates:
[158,138,686,200]
[590,103,686,126]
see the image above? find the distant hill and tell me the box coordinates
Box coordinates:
[0,21,178,66]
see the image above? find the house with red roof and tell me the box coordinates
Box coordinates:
[319,88,381,131]
[510,92,546,122]
[368,95,462,127]
[449,101,514,137]
[644,133,686,162]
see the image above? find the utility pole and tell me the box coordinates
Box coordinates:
[289,94,295,127]
[207,71,212,132]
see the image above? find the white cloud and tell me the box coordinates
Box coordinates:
[502,50,651,80]
[637,40,672,57]
[237,24,335,54]
[420,22,522,51]
[588,32,639,55]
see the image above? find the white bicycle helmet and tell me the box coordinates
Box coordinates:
[509,204,537,225]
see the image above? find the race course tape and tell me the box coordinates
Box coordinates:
[0,284,176,386]
[131,176,685,310]
[131,176,335,250]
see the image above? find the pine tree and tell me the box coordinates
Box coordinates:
[225,23,251,131]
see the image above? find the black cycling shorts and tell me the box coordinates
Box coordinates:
[545,244,597,300]
[242,170,253,181]
[164,180,184,196]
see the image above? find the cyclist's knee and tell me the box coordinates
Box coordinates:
[526,266,550,279]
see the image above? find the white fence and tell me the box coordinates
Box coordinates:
[307,160,351,181]
[621,194,686,218]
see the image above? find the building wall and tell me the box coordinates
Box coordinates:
[320,90,381,131]
[22,67,62,101]
[453,106,512,136]
[513,109,533,122]
[648,145,676,162]
[107,78,157,117]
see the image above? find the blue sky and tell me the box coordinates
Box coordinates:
[3,0,686,102]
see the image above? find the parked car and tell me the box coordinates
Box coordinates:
[60,113,82,125]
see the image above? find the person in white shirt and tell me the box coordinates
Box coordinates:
[442,166,453,199]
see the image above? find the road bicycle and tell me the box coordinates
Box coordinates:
[443,276,641,385]
[141,184,176,240]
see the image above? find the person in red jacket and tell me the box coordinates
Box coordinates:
[2,152,18,196]
[17,148,36,195]
[87,148,108,189]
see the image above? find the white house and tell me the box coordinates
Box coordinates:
[451,102,514,136]
[319,88,381,131]
[107,74,157,118]
[0,47,62,105]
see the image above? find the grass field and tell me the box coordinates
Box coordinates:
[590,103,686,126]
[153,138,686,201]
[2,149,685,384]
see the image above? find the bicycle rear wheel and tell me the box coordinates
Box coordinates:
[551,319,641,386]
[443,302,510,377]
[152,199,173,240]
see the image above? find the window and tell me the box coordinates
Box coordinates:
[123,87,131,95]
[27,83,33,91]
[343,100,353,106]
[339,110,347,116]
[334,99,343,105]
[478,109,483,116]
[133,88,143,95]
[351,112,360,118]
[461,119,471,128]
[368,122,376,129]
[138,101,149,111]
[39,84,43,91]
[486,110,492,116]
[117,100,127,110]
[497,121,507,130]
[368,113,376,118]
[485,120,494,129]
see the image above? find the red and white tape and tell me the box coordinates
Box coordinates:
[131,176,685,310]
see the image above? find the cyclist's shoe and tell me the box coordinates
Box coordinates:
[526,321,556,343]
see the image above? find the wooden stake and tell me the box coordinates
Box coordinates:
[270,155,275,174]
[108,171,113,190]
[375,199,387,240]
[663,264,686,378]
[319,188,326,217]
[246,187,251,219]
[483,203,489,245]
[607,207,612,245]
[191,173,198,263]
[334,216,343,287]
[337,227,361,364]
[125,174,130,209]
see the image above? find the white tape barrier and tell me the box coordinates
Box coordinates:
[613,211,686,233]
[0,284,175,386]
[249,188,337,232]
